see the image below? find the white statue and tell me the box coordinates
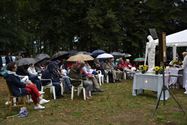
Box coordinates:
[144,35,156,72]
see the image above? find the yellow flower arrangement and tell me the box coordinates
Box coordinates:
[139,65,148,73]
[153,66,160,72]
[171,60,182,65]
[153,66,164,74]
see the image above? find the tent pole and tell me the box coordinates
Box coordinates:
[172,45,177,61]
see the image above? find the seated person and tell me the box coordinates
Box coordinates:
[103,58,123,82]
[41,61,62,98]
[5,62,49,110]
[60,65,72,93]
[69,62,93,99]
[17,65,41,91]
[82,62,103,92]
[27,63,42,90]
[93,58,102,70]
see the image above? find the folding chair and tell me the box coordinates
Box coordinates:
[5,81,28,112]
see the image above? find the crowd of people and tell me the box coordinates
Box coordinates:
[2,50,187,113]
[0,52,139,112]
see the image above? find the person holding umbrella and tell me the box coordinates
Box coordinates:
[69,61,93,99]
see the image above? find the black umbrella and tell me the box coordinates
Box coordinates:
[67,50,78,56]
[51,51,69,61]
[77,51,91,55]
[35,53,50,64]
[16,58,36,66]
[91,49,105,57]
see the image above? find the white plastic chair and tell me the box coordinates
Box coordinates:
[96,70,104,85]
[105,72,109,83]
[70,79,86,100]
[40,79,56,100]
[59,79,64,96]
[123,71,127,80]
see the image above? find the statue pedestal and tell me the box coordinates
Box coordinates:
[147,68,154,73]
[146,70,155,74]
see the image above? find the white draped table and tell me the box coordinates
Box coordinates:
[132,73,170,100]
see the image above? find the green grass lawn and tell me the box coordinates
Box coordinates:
[0,77,187,125]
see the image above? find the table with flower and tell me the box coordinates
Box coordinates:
[132,65,170,100]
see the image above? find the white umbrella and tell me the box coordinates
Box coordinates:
[110,52,123,57]
[96,53,114,59]
[123,53,131,57]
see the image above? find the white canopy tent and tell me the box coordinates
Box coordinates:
[145,29,187,65]
[154,29,187,47]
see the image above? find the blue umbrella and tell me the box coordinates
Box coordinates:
[91,49,105,57]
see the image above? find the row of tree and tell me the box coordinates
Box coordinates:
[0,0,186,56]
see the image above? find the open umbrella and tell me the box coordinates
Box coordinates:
[77,51,91,55]
[16,58,36,66]
[133,57,145,62]
[96,53,114,59]
[35,53,50,63]
[67,50,78,56]
[124,53,132,57]
[91,49,105,57]
[51,51,69,60]
[110,52,123,57]
[67,54,94,62]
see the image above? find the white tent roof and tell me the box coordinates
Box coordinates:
[155,29,187,46]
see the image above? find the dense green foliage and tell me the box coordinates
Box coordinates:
[0,0,186,56]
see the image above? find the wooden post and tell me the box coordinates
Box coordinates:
[159,32,167,65]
